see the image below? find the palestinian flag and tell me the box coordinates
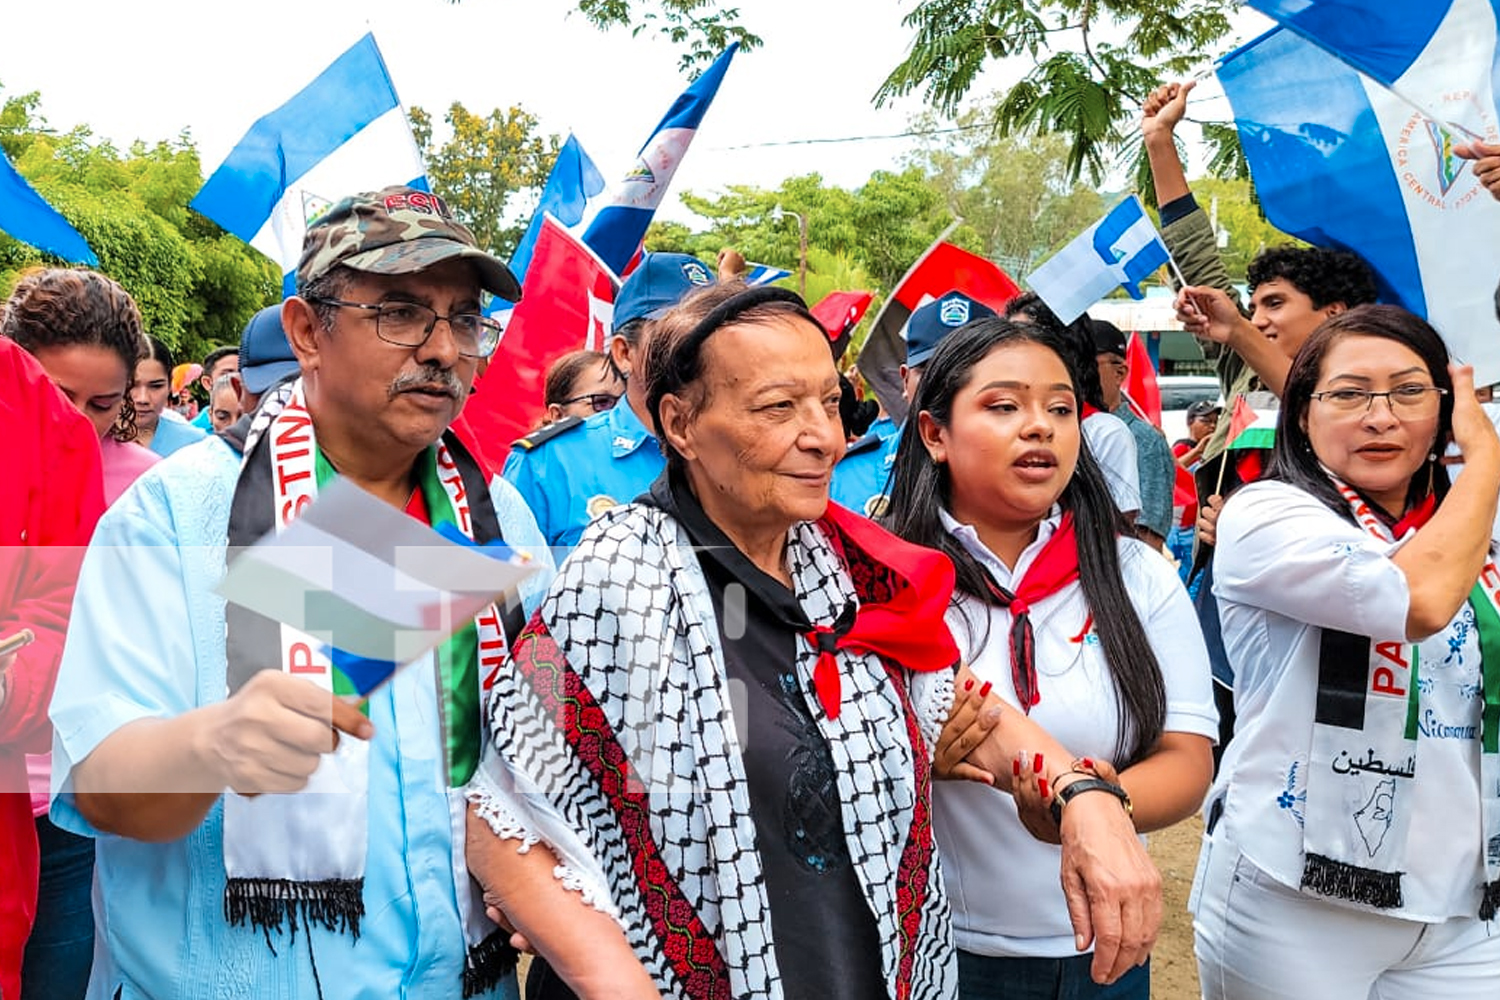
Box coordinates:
[1226,395,1276,450]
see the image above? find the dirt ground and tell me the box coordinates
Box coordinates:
[1148,814,1205,1000]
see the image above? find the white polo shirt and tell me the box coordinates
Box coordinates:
[1083,411,1142,516]
[1210,480,1489,920]
[933,508,1218,958]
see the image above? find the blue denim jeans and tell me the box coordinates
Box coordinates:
[20,816,95,1000]
[957,949,1150,1000]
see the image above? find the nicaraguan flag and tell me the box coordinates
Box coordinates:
[1025,195,1173,324]
[191,33,427,294]
[1219,1,1500,383]
[581,43,738,274]
[743,263,792,286]
[508,133,606,283]
[0,148,97,265]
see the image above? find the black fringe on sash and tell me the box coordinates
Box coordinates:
[224,877,366,942]
[461,929,519,998]
[1481,879,1500,921]
[1300,853,1403,909]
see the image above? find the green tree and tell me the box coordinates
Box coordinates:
[572,0,762,73]
[0,84,280,362]
[410,102,560,259]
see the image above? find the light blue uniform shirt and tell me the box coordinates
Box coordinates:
[829,417,902,518]
[146,410,208,457]
[502,399,664,548]
[49,436,549,1000]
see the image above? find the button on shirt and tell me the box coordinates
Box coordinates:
[503,400,664,548]
[932,507,1217,958]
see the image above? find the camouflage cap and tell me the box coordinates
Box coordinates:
[295,186,522,303]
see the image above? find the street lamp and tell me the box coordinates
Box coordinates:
[770,204,808,298]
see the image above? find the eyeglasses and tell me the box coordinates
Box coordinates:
[560,392,620,413]
[1310,383,1448,415]
[305,296,502,359]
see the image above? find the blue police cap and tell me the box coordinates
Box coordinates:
[906,291,997,367]
[612,253,715,331]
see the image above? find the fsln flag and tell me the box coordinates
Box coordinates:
[464,214,620,449]
[582,44,738,274]
[1218,9,1500,383]
[508,133,606,283]
[191,32,427,294]
[0,148,97,265]
[743,263,792,286]
[1026,196,1173,325]
[856,239,1022,424]
[811,289,874,362]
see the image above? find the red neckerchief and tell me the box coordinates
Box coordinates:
[808,502,960,718]
[981,512,1082,712]
[1081,402,1101,420]
[1391,491,1437,536]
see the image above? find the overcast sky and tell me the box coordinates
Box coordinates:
[0,0,1265,225]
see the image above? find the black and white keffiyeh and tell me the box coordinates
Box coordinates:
[468,501,956,999]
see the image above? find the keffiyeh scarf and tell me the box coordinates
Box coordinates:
[1302,478,1500,916]
[471,497,958,999]
[222,379,524,995]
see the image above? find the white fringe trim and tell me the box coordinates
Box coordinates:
[466,785,541,852]
[910,669,956,758]
[554,863,622,920]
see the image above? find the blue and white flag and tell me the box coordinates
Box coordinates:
[0,148,97,265]
[743,263,792,286]
[581,43,738,274]
[191,33,426,294]
[1025,195,1173,324]
[508,133,606,284]
[1220,1,1500,382]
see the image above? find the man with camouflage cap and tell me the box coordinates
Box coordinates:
[48,186,551,999]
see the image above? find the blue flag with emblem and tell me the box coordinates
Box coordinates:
[0,147,97,265]
[1220,0,1500,383]
[742,263,792,286]
[191,32,427,295]
[581,44,738,274]
[508,133,606,284]
[1024,195,1173,324]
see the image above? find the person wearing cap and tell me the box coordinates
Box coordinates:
[1091,318,1175,549]
[831,290,997,518]
[234,303,301,415]
[1174,399,1221,468]
[48,185,553,999]
[503,251,714,547]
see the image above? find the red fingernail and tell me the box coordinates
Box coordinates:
[1039,778,1050,799]
[979,681,992,697]
[1034,753,1044,773]
[1013,757,1022,777]
[1082,758,1094,770]
[964,678,974,691]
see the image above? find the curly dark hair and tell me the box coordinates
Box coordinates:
[1247,245,1379,310]
[2,267,147,441]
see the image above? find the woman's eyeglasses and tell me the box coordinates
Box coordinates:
[561,392,621,413]
[1310,384,1448,415]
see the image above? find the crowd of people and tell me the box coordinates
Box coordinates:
[2,81,1500,1000]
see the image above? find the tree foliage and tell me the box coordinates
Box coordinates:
[0,85,280,362]
[409,102,559,259]
[572,0,762,74]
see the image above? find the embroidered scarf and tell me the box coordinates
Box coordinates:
[980,512,1082,713]
[1301,478,1500,917]
[478,500,957,999]
[221,379,524,995]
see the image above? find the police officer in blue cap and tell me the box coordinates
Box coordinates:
[831,290,997,517]
[503,252,714,546]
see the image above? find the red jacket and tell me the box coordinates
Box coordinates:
[0,338,103,998]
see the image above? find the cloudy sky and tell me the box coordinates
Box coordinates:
[0,0,1264,224]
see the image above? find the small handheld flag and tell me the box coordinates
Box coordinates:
[1026,196,1174,325]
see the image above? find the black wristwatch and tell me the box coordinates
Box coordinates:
[1049,776,1133,825]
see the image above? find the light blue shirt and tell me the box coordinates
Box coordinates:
[50,436,547,1000]
[146,410,208,457]
[829,417,902,518]
[502,399,664,548]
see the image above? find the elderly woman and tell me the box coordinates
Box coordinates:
[1195,306,1500,997]
[464,283,1161,1000]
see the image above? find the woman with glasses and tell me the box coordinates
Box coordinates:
[1194,305,1500,998]
[541,349,624,424]
[881,317,1217,1000]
